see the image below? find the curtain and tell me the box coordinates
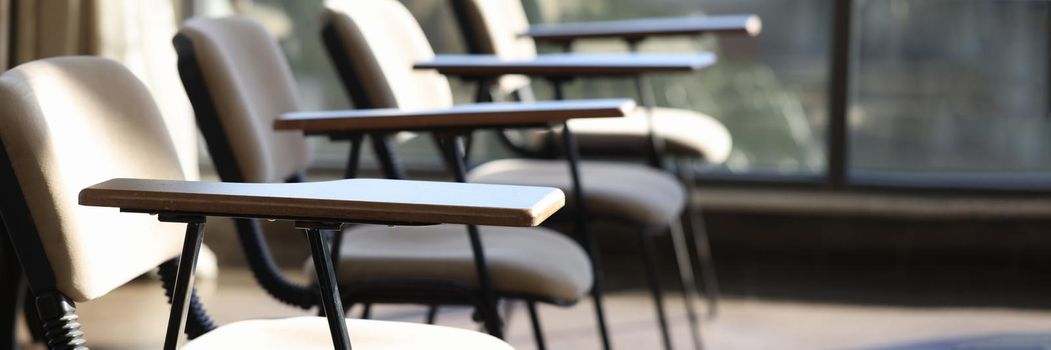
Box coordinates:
[1,0,200,180]
[0,0,9,70]
[10,0,97,67]
[94,0,199,180]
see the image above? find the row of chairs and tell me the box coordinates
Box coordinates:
[1,0,759,349]
[0,56,556,350]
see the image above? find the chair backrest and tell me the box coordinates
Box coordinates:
[175,16,312,184]
[0,57,186,302]
[322,0,454,109]
[453,0,537,59]
[450,0,536,97]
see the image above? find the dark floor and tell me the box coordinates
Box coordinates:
[18,270,1051,350]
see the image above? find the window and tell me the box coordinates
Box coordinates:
[536,0,832,177]
[850,0,1051,190]
[199,0,1051,192]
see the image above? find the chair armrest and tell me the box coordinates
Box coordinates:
[414,53,716,77]
[525,14,762,43]
[275,99,635,135]
[80,178,564,227]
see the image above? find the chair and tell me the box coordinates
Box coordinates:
[321,1,708,349]
[452,0,749,327]
[0,56,546,349]
[449,0,760,167]
[173,15,618,348]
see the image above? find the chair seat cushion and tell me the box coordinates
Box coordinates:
[184,317,511,349]
[468,160,686,225]
[331,224,592,302]
[534,107,731,163]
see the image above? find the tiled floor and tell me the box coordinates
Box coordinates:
[15,270,1051,350]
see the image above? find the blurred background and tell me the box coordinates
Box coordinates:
[237,0,1051,182]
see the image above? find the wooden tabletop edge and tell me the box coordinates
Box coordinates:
[274,99,637,131]
[79,183,564,227]
[528,190,567,226]
[525,14,763,39]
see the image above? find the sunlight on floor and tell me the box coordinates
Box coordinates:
[17,270,1051,350]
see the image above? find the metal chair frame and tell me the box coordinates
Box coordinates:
[446,3,724,349]
[320,21,611,349]
[176,28,588,349]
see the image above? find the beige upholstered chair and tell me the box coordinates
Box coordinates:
[322,1,709,349]
[319,1,686,222]
[450,0,734,164]
[0,56,515,349]
[452,2,738,346]
[174,15,594,344]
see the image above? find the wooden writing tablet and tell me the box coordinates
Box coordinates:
[80,178,565,227]
[525,14,762,42]
[414,53,717,77]
[275,99,635,134]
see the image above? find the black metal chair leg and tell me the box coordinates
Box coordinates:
[675,160,720,318]
[585,241,613,350]
[465,226,503,336]
[436,133,505,338]
[501,300,515,329]
[303,225,352,350]
[526,301,547,350]
[560,133,613,349]
[343,133,364,179]
[668,221,706,350]
[425,305,440,324]
[639,227,674,350]
[163,219,206,350]
[551,80,613,350]
[685,211,719,319]
[370,133,407,180]
[360,303,372,319]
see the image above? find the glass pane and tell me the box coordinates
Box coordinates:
[850,0,1051,185]
[522,0,831,176]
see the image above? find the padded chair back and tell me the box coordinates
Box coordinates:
[454,0,537,59]
[323,0,454,109]
[0,57,186,302]
[175,17,312,184]
[452,0,537,95]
